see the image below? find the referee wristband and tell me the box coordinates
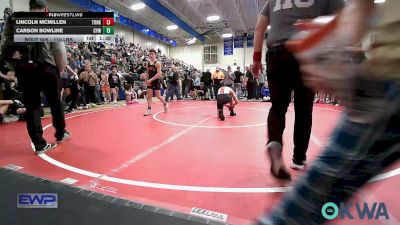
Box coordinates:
[253,52,262,62]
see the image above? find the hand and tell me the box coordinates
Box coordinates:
[252,61,262,78]
[301,64,331,92]
[297,53,351,93]
[16,108,26,115]
[146,80,152,86]
[12,51,22,59]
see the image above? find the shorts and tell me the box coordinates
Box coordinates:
[101,85,110,93]
[216,94,232,109]
[147,79,161,91]
[110,84,119,89]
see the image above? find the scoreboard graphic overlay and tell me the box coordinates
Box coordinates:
[14,12,115,42]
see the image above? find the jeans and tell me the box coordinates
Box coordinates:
[234,83,242,98]
[166,83,181,101]
[259,77,400,225]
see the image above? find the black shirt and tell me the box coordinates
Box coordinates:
[137,66,146,75]
[125,74,135,85]
[201,72,212,85]
[246,71,254,81]
[234,71,243,83]
[109,73,120,87]
[168,72,179,85]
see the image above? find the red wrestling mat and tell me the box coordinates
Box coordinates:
[1,101,399,225]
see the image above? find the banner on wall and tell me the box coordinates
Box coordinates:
[247,35,254,47]
[234,36,243,48]
[119,15,130,26]
[224,37,234,56]
[78,0,90,10]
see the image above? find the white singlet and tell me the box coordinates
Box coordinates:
[218,86,232,95]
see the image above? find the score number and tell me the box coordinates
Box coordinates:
[102,18,114,26]
[102,18,114,35]
[103,26,114,34]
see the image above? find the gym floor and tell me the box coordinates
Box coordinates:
[1,101,399,225]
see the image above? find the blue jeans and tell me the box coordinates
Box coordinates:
[234,83,242,98]
[166,83,181,101]
[259,77,400,225]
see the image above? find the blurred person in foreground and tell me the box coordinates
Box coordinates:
[257,0,400,224]
[9,0,70,154]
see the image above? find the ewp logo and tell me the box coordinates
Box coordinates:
[322,202,389,220]
[17,193,58,208]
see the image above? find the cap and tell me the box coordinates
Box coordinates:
[29,0,47,8]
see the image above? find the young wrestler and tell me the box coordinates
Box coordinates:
[143,49,168,116]
[100,69,111,103]
[216,86,239,121]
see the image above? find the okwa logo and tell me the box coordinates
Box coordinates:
[322,202,389,220]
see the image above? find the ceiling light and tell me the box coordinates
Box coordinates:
[221,33,232,38]
[131,3,145,10]
[167,25,178,30]
[146,42,152,46]
[207,15,220,22]
[267,25,271,29]
[374,0,385,3]
[187,38,196,45]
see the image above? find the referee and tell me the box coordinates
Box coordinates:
[252,0,345,179]
[15,0,70,154]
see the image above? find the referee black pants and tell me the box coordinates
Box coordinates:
[16,62,66,150]
[266,44,314,164]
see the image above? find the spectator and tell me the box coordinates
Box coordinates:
[233,67,244,99]
[166,65,181,101]
[64,64,79,113]
[257,66,267,100]
[192,71,201,99]
[201,69,213,100]
[212,67,224,98]
[223,66,235,88]
[124,84,138,106]
[182,70,191,99]
[108,65,121,107]
[245,66,256,100]
[261,81,270,101]
[100,69,111,103]
[0,99,26,124]
[79,64,99,107]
